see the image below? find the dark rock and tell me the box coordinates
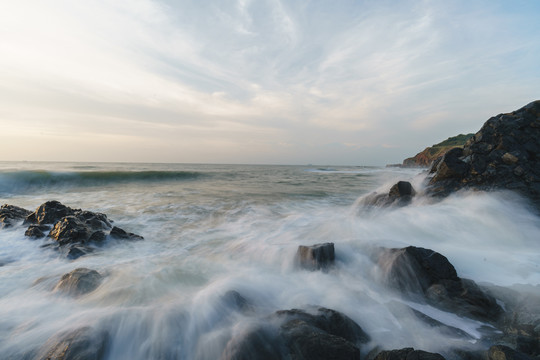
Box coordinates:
[1,201,143,259]
[374,348,445,360]
[24,224,49,238]
[274,307,370,344]
[37,326,109,360]
[109,226,144,240]
[281,320,360,360]
[427,100,540,209]
[363,181,417,207]
[389,181,416,197]
[430,148,468,182]
[221,306,368,360]
[487,345,535,360]
[26,200,75,225]
[0,204,31,228]
[483,284,540,357]
[54,268,103,296]
[49,216,92,245]
[221,325,284,360]
[374,246,503,323]
[66,245,95,260]
[296,243,335,271]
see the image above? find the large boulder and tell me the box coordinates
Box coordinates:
[221,306,369,360]
[295,243,335,271]
[54,268,103,296]
[36,326,109,360]
[0,204,31,228]
[373,246,503,323]
[427,100,540,208]
[25,200,75,225]
[363,181,416,207]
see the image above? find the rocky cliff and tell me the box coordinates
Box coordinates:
[426,100,540,208]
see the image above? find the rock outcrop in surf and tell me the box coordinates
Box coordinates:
[0,200,143,259]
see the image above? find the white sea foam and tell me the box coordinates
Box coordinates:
[0,162,538,358]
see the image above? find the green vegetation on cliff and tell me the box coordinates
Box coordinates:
[402,133,474,167]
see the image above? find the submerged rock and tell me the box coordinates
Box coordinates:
[109,226,144,241]
[427,100,540,209]
[37,326,109,360]
[373,246,503,323]
[295,243,335,271]
[54,268,103,296]
[373,348,445,360]
[222,306,369,360]
[0,204,31,228]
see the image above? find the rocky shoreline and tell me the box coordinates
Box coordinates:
[1,101,539,359]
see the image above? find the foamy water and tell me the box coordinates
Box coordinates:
[0,162,539,359]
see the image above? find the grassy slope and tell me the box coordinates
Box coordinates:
[403,133,474,167]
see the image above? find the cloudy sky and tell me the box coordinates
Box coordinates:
[1,0,539,165]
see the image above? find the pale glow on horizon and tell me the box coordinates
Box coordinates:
[0,0,539,165]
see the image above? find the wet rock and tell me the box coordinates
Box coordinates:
[295,243,335,271]
[54,268,103,296]
[109,226,143,241]
[373,348,445,360]
[49,216,92,245]
[26,200,75,225]
[221,325,284,360]
[430,148,468,183]
[487,345,534,360]
[37,326,109,360]
[427,100,540,210]
[374,246,503,323]
[389,181,416,198]
[8,201,144,258]
[0,204,31,228]
[66,245,95,260]
[24,225,49,238]
[483,284,540,357]
[281,320,360,360]
[221,306,369,360]
[363,181,416,207]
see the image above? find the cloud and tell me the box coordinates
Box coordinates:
[0,0,539,164]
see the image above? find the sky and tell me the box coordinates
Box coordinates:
[0,0,539,165]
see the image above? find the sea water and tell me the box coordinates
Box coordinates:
[0,162,539,359]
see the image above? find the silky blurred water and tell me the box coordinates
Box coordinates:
[0,162,539,359]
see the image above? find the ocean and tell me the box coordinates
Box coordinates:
[0,161,539,359]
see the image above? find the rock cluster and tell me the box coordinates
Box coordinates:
[427,100,540,208]
[0,200,143,259]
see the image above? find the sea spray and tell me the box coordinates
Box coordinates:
[0,162,538,359]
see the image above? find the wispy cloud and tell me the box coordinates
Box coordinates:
[1,0,539,164]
